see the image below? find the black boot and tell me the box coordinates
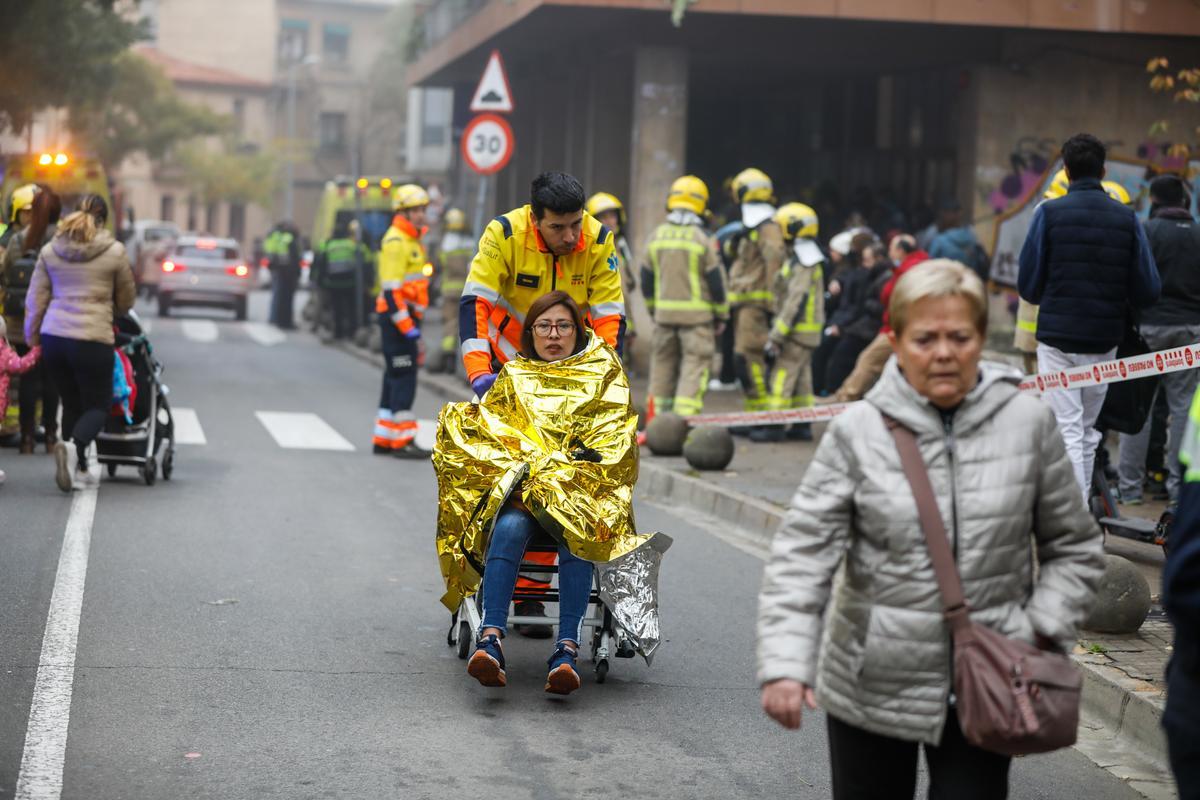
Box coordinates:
[749,426,786,443]
[787,423,813,441]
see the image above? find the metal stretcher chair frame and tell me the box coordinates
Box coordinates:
[446,535,636,683]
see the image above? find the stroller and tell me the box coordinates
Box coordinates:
[96,311,176,485]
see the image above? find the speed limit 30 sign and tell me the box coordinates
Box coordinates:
[462,113,514,175]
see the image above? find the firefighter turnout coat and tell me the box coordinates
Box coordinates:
[459,205,625,383]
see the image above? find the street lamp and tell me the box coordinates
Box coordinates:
[283,53,321,222]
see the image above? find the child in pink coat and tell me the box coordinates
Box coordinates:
[0,316,41,485]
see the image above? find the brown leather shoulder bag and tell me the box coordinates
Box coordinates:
[884,414,1082,756]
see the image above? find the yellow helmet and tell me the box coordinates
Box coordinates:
[1102,180,1132,205]
[667,175,709,215]
[775,202,820,241]
[1044,168,1070,200]
[443,208,467,231]
[732,168,774,204]
[585,192,625,229]
[10,183,37,222]
[392,183,430,211]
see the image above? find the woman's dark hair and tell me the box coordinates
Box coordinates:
[1062,133,1106,180]
[530,172,585,219]
[521,290,588,359]
[22,185,61,253]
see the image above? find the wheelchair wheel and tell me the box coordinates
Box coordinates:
[456,620,471,660]
[595,659,609,684]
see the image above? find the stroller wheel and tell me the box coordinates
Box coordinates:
[161,449,174,481]
[106,463,118,478]
[142,457,158,486]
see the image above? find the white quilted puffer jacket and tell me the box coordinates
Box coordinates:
[757,358,1105,745]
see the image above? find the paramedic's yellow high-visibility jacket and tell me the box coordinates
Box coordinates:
[375,214,430,335]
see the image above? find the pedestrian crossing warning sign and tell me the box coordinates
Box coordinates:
[469,50,514,113]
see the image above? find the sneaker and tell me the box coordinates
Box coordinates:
[544,643,581,695]
[53,442,72,493]
[467,634,507,687]
[514,600,554,639]
[392,442,431,460]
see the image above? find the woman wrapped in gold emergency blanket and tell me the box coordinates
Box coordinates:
[433,292,668,692]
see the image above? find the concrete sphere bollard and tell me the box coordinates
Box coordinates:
[683,425,735,471]
[645,412,689,456]
[1083,554,1152,634]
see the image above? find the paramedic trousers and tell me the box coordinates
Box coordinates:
[373,317,418,450]
[40,334,112,464]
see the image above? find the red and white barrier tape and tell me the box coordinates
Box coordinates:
[687,342,1200,428]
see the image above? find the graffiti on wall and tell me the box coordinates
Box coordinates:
[978,137,1057,215]
[988,155,1200,287]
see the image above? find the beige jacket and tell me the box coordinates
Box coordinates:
[642,215,727,327]
[757,359,1104,745]
[728,217,785,309]
[25,230,135,346]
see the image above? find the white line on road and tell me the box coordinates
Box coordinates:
[241,322,287,347]
[180,319,219,343]
[15,472,99,800]
[171,407,207,445]
[255,411,355,451]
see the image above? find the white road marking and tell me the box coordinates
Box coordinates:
[171,407,207,445]
[241,322,286,347]
[15,468,99,800]
[416,419,437,451]
[180,319,219,343]
[255,411,355,451]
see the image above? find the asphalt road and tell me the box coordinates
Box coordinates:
[0,291,1147,799]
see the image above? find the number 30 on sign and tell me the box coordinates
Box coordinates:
[462,114,515,175]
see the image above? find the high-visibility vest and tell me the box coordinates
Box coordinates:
[644,221,727,327]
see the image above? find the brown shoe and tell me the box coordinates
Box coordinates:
[19,435,35,455]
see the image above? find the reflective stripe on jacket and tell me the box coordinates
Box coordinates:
[771,244,825,348]
[459,204,623,383]
[728,218,785,307]
[438,231,475,295]
[375,215,429,335]
[640,220,727,327]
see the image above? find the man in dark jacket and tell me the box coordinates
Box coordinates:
[1118,175,1200,507]
[1165,390,1200,798]
[1018,133,1161,500]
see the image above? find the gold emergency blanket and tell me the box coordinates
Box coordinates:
[434,333,653,616]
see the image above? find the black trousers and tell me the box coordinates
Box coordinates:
[40,334,113,463]
[1165,656,1200,800]
[825,333,873,395]
[377,315,417,415]
[270,268,299,329]
[827,711,1011,800]
[15,341,59,437]
[328,287,356,339]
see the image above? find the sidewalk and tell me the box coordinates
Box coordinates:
[340,309,1177,798]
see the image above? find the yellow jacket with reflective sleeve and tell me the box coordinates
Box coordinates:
[728,218,786,308]
[770,238,825,348]
[375,214,429,335]
[640,214,727,327]
[437,231,475,297]
[460,204,624,383]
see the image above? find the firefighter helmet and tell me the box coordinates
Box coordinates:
[731,168,774,204]
[443,208,467,231]
[392,183,430,211]
[585,192,625,229]
[775,203,820,241]
[666,175,709,215]
[9,183,37,223]
[1044,168,1070,200]
[1102,181,1132,205]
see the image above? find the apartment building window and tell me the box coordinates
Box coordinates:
[278,19,308,64]
[232,98,245,138]
[205,201,218,234]
[420,89,451,147]
[319,112,346,152]
[160,194,174,222]
[323,23,350,65]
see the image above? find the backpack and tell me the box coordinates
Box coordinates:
[3,251,36,317]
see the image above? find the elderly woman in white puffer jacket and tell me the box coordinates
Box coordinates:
[757,259,1105,800]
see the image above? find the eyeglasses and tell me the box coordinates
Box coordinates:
[532,321,576,337]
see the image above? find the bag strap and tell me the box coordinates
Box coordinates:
[882,413,971,631]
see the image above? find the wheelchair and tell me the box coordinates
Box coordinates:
[446,530,638,683]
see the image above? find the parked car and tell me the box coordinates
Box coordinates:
[158,235,252,320]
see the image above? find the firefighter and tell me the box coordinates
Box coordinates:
[460,171,624,395]
[586,191,637,368]
[727,168,786,434]
[431,208,474,374]
[372,183,432,458]
[758,202,825,443]
[641,175,727,416]
[459,171,624,637]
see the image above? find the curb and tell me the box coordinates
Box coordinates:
[336,339,1170,781]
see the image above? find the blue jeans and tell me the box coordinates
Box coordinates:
[480,507,593,646]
